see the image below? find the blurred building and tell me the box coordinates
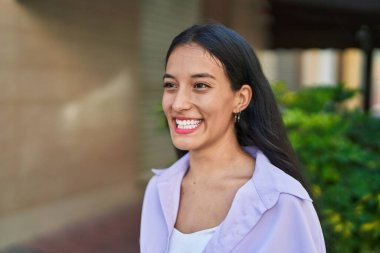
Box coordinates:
[0,0,142,249]
[0,0,272,249]
[0,0,379,250]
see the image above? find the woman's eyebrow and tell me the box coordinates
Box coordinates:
[163,73,175,79]
[163,73,216,79]
[191,73,216,79]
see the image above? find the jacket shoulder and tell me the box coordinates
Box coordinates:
[252,150,311,210]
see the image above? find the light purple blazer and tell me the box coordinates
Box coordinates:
[140,147,326,253]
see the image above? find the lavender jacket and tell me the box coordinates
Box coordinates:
[140,147,326,253]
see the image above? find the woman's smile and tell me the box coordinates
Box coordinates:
[174,117,203,134]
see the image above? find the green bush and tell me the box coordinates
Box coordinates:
[274,83,380,253]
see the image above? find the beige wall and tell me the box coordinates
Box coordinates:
[0,0,140,248]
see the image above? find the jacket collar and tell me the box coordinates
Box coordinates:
[206,147,311,252]
[152,153,189,233]
[152,146,311,252]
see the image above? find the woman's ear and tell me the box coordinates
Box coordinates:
[233,84,252,113]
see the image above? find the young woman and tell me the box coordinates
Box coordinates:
[140,23,326,253]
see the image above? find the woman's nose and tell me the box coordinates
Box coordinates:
[172,88,192,112]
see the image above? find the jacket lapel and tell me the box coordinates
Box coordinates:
[204,179,267,253]
[203,147,273,252]
[154,154,189,234]
[204,147,311,252]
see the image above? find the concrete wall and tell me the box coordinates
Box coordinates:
[0,0,140,248]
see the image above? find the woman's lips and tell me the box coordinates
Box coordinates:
[174,118,202,134]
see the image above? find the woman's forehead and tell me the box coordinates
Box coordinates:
[166,43,224,71]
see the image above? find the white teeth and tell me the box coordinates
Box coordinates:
[175,119,202,129]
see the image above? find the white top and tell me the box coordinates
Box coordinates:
[168,226,218,253]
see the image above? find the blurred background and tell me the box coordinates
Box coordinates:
[0,0,379,252]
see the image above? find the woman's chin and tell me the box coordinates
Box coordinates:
[172,143,192,151]
[172,139,198,152]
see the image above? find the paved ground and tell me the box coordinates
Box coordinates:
[1,202,142,253]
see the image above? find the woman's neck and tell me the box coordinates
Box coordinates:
[187,138,254,181]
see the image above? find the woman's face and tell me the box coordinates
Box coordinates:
[162,43,240,152]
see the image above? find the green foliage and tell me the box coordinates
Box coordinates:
[274,82,380,253]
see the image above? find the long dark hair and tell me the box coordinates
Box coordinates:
[165,23,307,189]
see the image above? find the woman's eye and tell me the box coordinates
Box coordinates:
[194,83,209,89]
[163,82,177,89]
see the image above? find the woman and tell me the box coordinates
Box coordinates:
[140,23,326,253]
